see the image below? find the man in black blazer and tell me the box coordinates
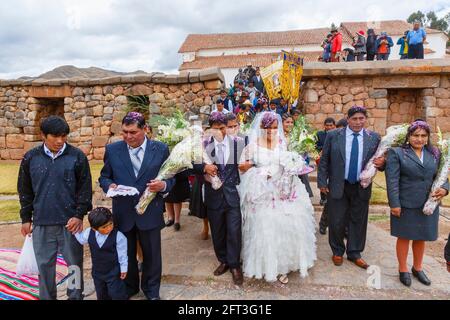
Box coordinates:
[193,112,245,285]
[251,67,265,94]
[99,112,175,300]
[315,117,336,235]
[318,106,385,269]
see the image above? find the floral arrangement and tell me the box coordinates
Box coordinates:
[288,115,319,160]
[154,110,191,149]
[360,124,409,188]
[136,125,222,215]
[423,127,450,215]
[240,122,252,136]
[277,150,312,201]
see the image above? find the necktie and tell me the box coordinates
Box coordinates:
[130,147,142,177]
[217,143,225,171]
[347,133,359,184]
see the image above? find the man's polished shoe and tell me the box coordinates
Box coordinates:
[319,226,327,235]
[348,258,369,269]
[213,263,229,276]
[332,255,343,266]
[412,267,431,286]
[399,272,412,287]
[230,268,244,286]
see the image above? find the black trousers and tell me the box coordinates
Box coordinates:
[327,182,369,260]
[408,43,424,59]
[366,53,376,61]
[319,198,328,230]
[92,267,128,300]
[207,201,242,269]
[299,174,314,198]
[123,226,162,299]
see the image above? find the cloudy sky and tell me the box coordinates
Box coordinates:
[1,0,449,79]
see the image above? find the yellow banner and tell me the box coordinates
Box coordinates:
[260,60,283,101]
[281,51,303,104]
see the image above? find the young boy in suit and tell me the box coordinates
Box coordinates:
[75,207,128,300]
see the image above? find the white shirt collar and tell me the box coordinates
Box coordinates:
[214,135,228,148]
[43,143,67,160]
[346,126,364,137]
[128,137,148,152]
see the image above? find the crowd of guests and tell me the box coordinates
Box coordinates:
[17,107,450,300]
[320,20,428,62]
[213,69,299,126]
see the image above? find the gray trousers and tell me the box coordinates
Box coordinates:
[33,225,84,300]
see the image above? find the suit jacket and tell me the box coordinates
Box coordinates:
[99,139,175,233]
[385,147,449,209]
[317,127,381,200]
[193,136,245,210]
[315,130,328,152]
[251,75,264,93]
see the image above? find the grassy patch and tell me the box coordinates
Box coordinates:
[368,214,389,222]
[0,162,104,195]
[90,162,103,188]
[0,164,20,195]
[370,172,388,205]
[0,200,20,222]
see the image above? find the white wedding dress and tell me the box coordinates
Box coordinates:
[237,141,317,282]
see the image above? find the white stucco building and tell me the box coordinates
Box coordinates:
[178,20,448,86]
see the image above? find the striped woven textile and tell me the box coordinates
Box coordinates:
[0,249,68,300]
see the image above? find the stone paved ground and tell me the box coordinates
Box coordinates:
[60,208,449,300]
[1,196,449,300]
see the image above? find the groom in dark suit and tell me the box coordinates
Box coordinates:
[193,112,245,285]
[99,112,175,300]
[318,106,385,269]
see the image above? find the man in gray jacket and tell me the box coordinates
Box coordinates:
[318,106,385,269]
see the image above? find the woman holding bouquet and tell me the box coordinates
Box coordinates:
[238,112,317,284]
[385,120,449,287]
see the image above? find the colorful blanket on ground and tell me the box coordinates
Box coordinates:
[0,248,68,300]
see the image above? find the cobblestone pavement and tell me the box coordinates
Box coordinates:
[70,208,449,300]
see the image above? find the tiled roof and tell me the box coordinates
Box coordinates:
[178,28,351,53]
[341,20,444,37]
[179,52,322,71]
[178,20,446,54]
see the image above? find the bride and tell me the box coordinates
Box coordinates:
[237,112,317,284]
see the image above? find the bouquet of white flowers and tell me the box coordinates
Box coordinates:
[154,110,190,149]
[288,115,319,160]
[136,125,222,215]
[360,124,409,188]
[423,128,450,215]
[278,150,313,201]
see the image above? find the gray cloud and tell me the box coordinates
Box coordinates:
[0,0,449,79]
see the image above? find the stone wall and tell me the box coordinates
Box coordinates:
[0,68,224,160]
[301,59,450,140]
[1,60,450,161]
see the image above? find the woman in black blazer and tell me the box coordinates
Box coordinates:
[385,120,449,287]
